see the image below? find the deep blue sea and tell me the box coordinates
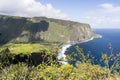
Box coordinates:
[66,29,120,64]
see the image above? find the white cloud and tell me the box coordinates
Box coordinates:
[100,3,120,13]
[80,3,120,29]
[0,0,68,19]
[81,15,120,29]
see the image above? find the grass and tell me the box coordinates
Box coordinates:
[0,42,59,54]
[41,21,71,43]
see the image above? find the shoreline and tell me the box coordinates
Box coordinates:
[57,35,102,64]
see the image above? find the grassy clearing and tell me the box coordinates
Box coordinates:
[0,42,59,54]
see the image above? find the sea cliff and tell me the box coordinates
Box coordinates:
[0,15,100,44]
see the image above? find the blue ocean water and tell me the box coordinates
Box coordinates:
[66,29,120,64]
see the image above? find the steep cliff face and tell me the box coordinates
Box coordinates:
[0,15,99,44]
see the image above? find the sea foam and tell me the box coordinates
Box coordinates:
[57,44,71,61]
[57,36,102,64]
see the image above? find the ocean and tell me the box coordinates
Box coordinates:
[65,29,120,65]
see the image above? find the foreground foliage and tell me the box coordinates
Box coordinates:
[1,62,120,80]
[0,44,120,80]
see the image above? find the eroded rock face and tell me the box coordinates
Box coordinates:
[0,15,99,44]
[69,24,93,42]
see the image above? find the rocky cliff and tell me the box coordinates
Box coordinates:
[0,15,100,44]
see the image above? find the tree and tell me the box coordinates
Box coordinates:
[101,43,120,77]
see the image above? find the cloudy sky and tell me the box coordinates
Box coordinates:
[0,0,120,29]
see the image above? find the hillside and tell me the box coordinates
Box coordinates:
[0,15,120,80]
[0,15,99,44]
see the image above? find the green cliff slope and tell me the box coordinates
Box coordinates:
[0,15,99,44]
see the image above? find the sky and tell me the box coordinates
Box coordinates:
[0,0,120,29]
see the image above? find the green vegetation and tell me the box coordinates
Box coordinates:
[101,43,120,77]
[0,43,58,54]
[0,44,120,80]
[0,15,119,80]
[41,21,71,43]
[0,15,98,44]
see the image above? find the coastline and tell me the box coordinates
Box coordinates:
[57,35,102,64]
